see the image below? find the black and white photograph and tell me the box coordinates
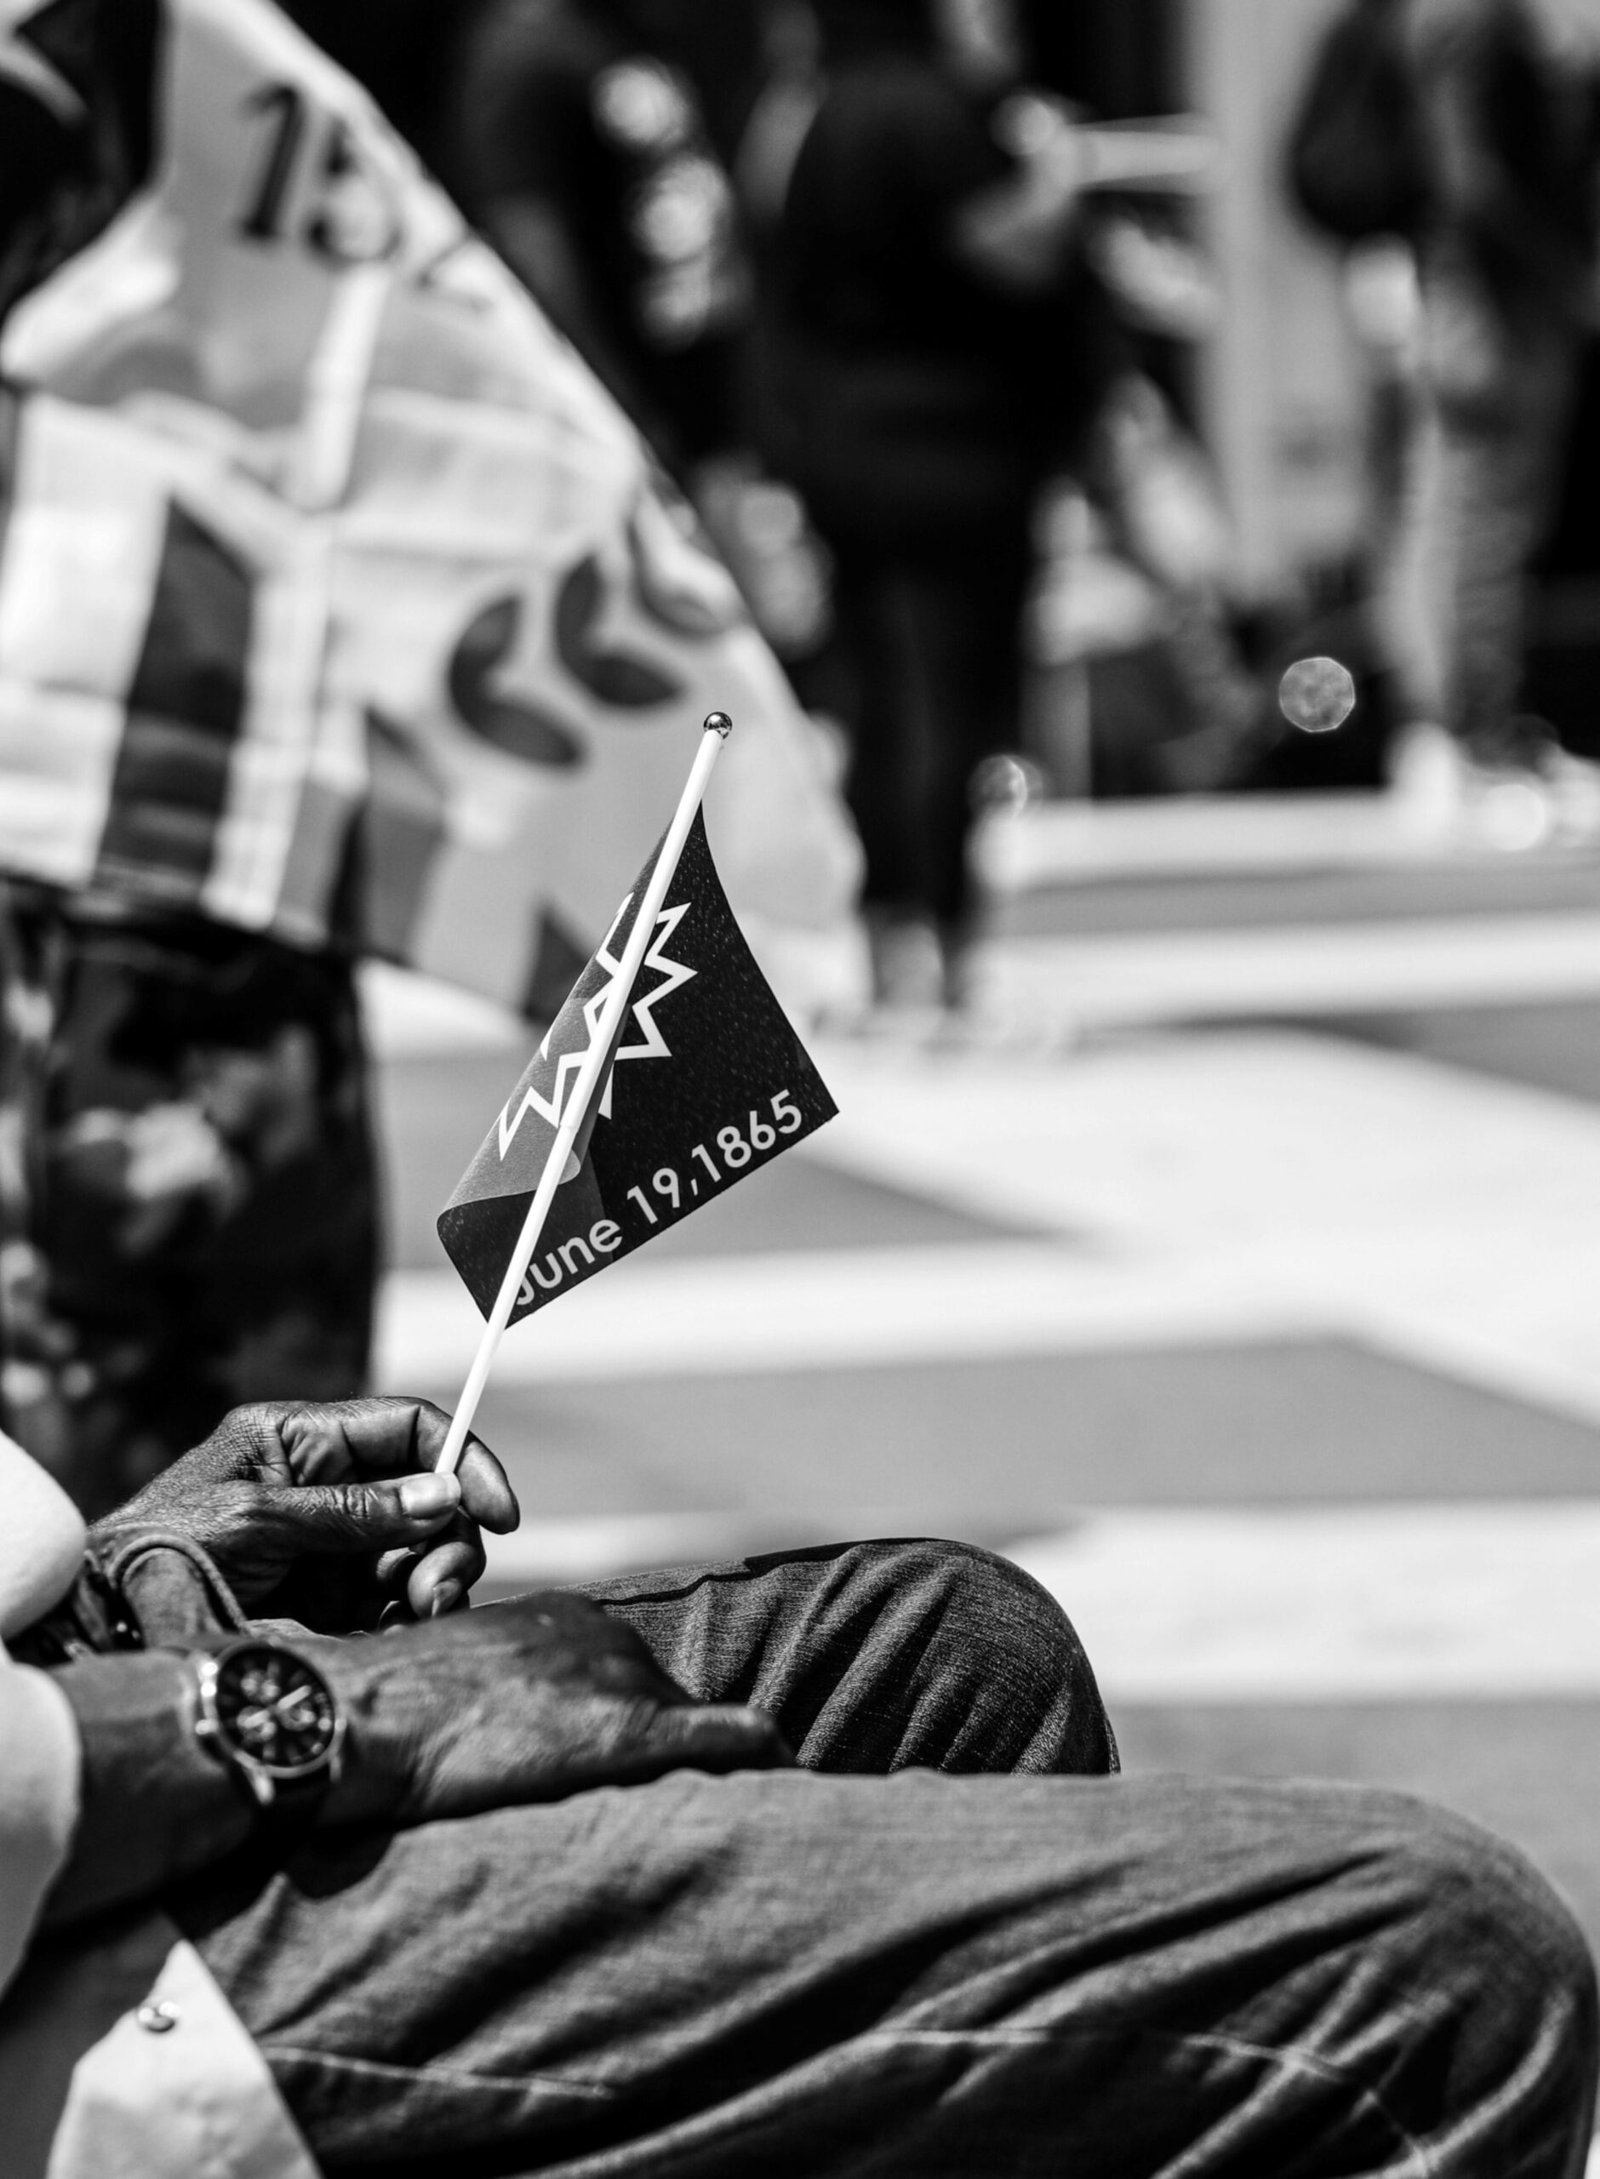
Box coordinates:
[3,0,1600,2171]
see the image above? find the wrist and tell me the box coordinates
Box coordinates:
[47,1650,253,1926]
[314,1635,435,1830]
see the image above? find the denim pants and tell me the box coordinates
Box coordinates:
[173,1541,1598,2177]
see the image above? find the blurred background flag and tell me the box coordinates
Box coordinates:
[0,0,859,1014]
[437,805,835,1325]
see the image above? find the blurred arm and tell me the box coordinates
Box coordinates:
[0,1660,81,1990]
[950,101,1086,293]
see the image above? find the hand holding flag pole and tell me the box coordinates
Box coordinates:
[435,714,734,1479]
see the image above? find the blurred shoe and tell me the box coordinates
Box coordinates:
[925,993,1078,1058]
[1531,736,1600,842]
[818,909,943,1041]
[932,941,1079,1057]
[1475,718,1600,846]
[1386,719,1466,836]
[1384,717,1600,850]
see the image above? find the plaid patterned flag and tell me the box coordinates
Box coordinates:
[0,0,858,1010]
[437,809,835,1321]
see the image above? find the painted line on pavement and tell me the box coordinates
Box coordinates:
[362,907,1600,1075]
[981,913,1600,1026]
[974,791,1600,887]
[374,1247,1328,1389]
[1006,1502,1600,1701]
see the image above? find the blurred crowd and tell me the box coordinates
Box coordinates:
[282,0,1600,968]
[286,0,1225,1011]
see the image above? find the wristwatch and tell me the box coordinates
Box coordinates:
[192,1635,346,1815]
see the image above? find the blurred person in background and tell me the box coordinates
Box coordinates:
[766,0,1110,1020]
[443,0,756,490]
[1392,0,1597,808]
[1290,0,1598,819]
[291,4,823,665]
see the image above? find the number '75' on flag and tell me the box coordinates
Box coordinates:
[436,808,836,1321]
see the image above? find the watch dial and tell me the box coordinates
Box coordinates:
[215,1643,337,1775]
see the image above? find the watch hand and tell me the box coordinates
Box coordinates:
[236,1703,279,1749]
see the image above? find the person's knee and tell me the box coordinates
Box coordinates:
[837,1538,1117,1775]
[837,1538,1071,1666]
[1365,1793,1597,2118]
[1393,1797,1591,1986]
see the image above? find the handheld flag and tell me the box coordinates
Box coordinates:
[429,718,834,1478]
[438,820,835,1323]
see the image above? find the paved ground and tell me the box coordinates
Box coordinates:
[366,793,1600,2014]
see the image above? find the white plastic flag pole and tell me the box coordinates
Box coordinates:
[435,714,733,1480]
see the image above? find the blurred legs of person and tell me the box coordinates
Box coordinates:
[0,883,376,1516]
[1385,343,1600,837]
[1378,0,1595,825]
[1431,406,1559,762]
[832,527,1030,1014]
[1393,314,1571,723]
[771,4,1099,1027]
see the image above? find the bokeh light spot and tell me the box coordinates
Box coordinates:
[971,752,1043,814]
[1279,656,1357,735]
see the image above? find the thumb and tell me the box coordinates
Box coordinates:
[266,1471,463,1555]
[650,1703,794,1774]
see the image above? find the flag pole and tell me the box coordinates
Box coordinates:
[435,713,734,1480]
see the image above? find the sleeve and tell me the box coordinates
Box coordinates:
[0,1649,82,2000]
[0,1429,86,1998]
[0,1430,89,1640]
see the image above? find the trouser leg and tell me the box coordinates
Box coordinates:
[578,1537,1118,1776]
[190,1769,1597,2178]
[173,1546,1595,2174]
[1419,328,1574,759]
[833,535,1027,939]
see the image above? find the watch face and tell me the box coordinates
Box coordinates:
[213,1641,338,1778]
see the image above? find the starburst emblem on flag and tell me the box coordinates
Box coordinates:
[497,893,696,1158]
[604,898,696,1075]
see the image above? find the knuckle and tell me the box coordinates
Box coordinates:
[337,1482,385,1528]
[410,1398,449,1444]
